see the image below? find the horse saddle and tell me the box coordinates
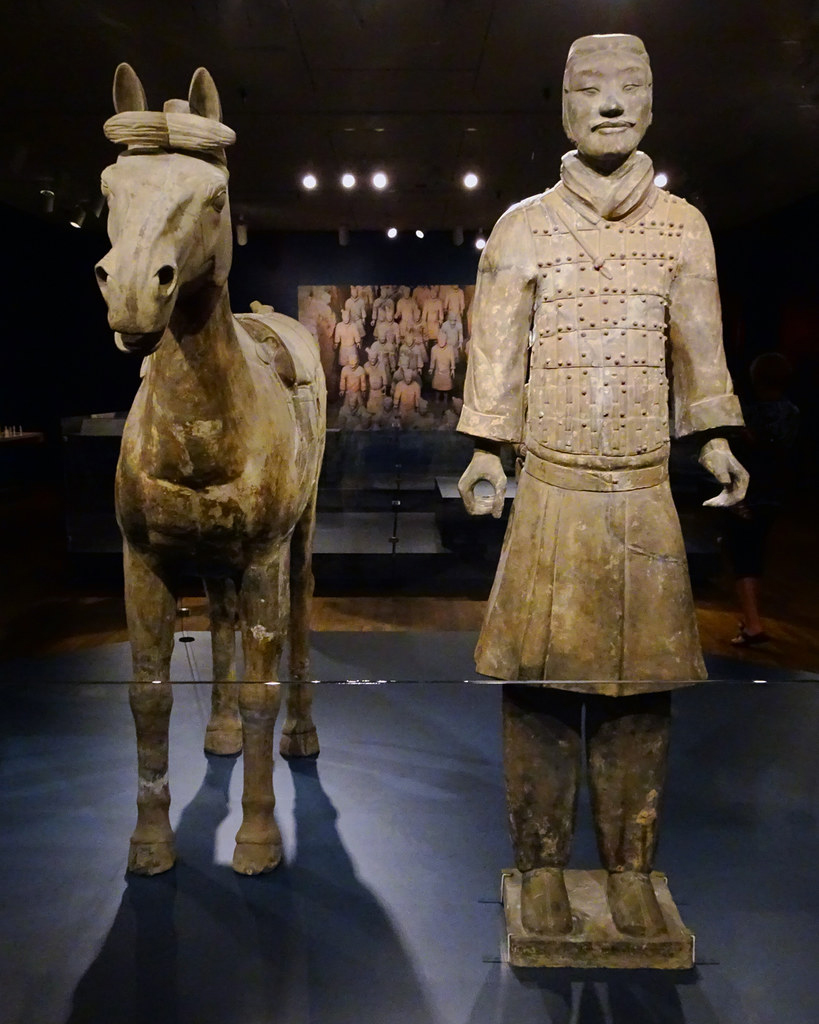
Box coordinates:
[237,313,306,388]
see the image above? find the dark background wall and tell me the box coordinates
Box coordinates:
[3,196,818,461]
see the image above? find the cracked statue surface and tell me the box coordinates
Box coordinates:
[95,63,326,877]
[457,34,748,951]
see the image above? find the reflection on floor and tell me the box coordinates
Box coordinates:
[1,484,818,676]
[1,673,817,1024]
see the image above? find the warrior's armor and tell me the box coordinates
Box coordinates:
[459,155,743,691]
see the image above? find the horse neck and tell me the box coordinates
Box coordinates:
[148,286,248,421]
[137,285,256,486]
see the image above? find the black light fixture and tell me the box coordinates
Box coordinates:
[39,188,55,213]
[70,205,86,229]
[338,226,349,246]
[453,226,464,246]
[235,217,248,246]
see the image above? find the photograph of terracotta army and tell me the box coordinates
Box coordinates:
[298,283,475,430]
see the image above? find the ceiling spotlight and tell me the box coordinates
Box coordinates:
[387,227,398,239]
[463,172,479,189]
[39,188,55,213]
[301,173,318,190]
[475,233,486,251]
[92,194,106,218]
[338,226,349,246]
[654,172,669,188]
[453,226,464,246]
[341,173,356,189]
[235,218,248,247]
[415,229,425,239]
[70,206,86,229]
[372,171,388,190]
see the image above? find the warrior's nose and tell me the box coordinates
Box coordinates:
[600,93,625,117]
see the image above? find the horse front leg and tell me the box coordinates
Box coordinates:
[124,541,177,875]
[204,576,242,755]
[232,552,287,875]
[281,491,319,759]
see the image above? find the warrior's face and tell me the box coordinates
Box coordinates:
[563,40,652,167]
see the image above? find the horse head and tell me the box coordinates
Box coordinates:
[95,64,236,356]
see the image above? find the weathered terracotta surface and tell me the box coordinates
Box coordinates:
[95,64,326,876]
[457,35,749,948]
[502,869,694,969]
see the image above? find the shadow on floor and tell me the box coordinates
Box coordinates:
[66,755,435,1024]
[465,962,722,1024]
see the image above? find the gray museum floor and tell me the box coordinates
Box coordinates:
[1,631,818,1024]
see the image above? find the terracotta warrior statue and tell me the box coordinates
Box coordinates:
[458,34,748,939]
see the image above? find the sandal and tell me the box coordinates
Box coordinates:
[730,628,770,647]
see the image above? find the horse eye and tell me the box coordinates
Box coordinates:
[211,189,227,212]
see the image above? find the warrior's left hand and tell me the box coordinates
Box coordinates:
[699,438,749,508]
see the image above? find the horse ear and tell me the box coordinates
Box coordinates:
[113,63,148,113]
[188,67,222,121]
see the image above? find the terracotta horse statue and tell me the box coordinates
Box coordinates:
[95,64,326,876]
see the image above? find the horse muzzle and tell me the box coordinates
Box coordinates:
[115,330,165,356]
[95,254,179,346]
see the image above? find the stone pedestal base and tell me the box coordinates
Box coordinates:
[502,869,694,970]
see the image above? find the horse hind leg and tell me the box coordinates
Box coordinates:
[124,542,177,875]
[204,576,242,755]
[280,492,319,759]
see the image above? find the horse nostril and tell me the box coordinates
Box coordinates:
[95,266,109,284]
[156,265,176,287]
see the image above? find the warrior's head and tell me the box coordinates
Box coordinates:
[562,34,652,171]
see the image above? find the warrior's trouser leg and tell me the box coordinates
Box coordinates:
[586,691,672,936]
[503,685,582,934]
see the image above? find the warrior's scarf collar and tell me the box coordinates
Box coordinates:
[560,150,654,221]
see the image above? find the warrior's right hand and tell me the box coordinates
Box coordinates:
[458,450,507,519]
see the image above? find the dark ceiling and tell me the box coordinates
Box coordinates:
[5,1,819,235]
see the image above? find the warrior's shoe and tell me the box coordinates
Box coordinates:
[520,866,573,935]
[607,870,668,937]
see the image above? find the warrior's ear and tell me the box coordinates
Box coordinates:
[188,67,222,121]
[113,63,148,113]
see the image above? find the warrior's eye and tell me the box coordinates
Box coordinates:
[210,188,227,212]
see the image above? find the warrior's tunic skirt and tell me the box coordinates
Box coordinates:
[476,452,705,693]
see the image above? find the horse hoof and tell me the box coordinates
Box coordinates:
[128,839,176,876]
[204,725,243,756]
[232,842,283,875]
[280,728,319,759]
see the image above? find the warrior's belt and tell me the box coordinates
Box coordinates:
[523,451,667,493]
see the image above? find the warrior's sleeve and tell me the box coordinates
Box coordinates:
[668,203,743,436]
[457,205,538,444]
